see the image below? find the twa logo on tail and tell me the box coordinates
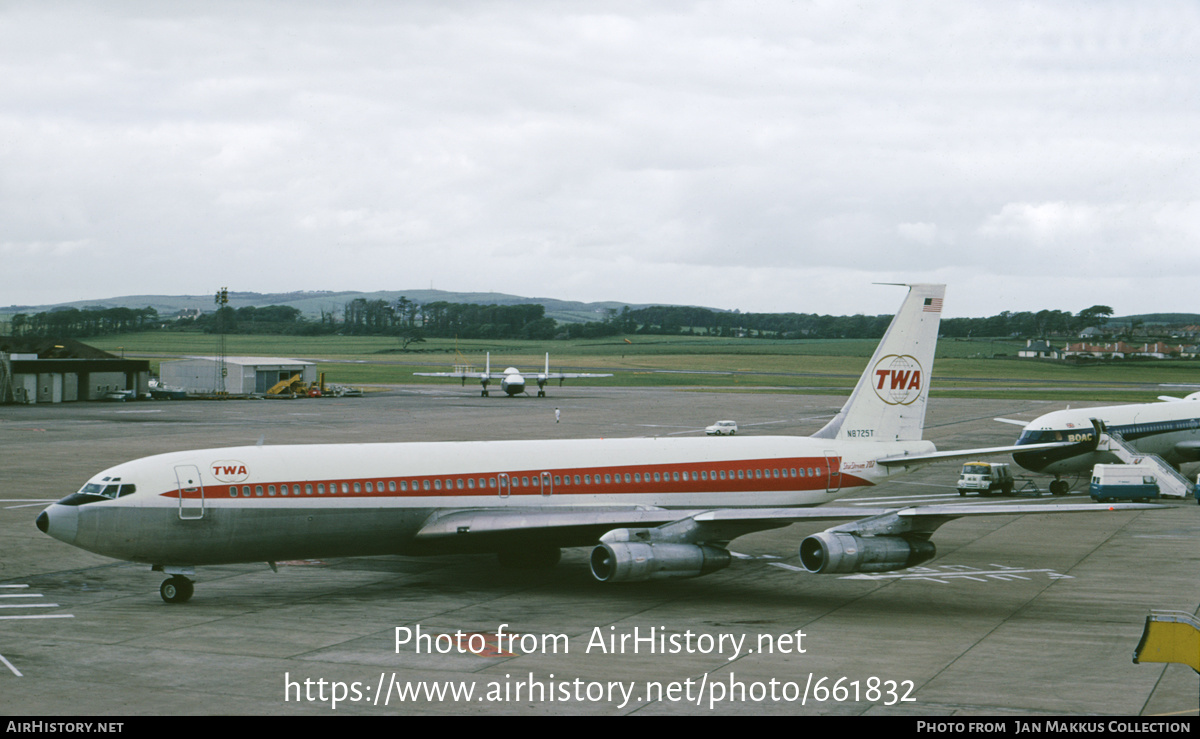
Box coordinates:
[210,461,249,483]
[871,354,924,406]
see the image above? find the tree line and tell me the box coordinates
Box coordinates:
[7,299,1116,343]
[7,306,161,337]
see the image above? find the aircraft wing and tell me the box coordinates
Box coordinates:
[413,371,495,379]
[694,502,1155,531]
[875,440,1077,468]
[542,372,613,380]
[413,500,1156,550]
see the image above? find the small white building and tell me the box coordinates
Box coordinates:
[160,356,317,395]
[1019,340,1059,359]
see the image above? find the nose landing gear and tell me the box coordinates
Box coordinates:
[160,575,194,604]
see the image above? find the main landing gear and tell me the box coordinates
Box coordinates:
[160,575,194,604]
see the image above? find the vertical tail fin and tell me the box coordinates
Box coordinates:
[812,284,944,442]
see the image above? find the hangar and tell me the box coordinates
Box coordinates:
[159,356,317,395]
[0,337,150,404]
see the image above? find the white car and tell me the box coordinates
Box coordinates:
[705,420,738,436]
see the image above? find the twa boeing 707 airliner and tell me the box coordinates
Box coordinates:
[36,284,1148,603]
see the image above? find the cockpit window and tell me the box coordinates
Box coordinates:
[76,482,136,499]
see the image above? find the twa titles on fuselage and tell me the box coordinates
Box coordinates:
[414,353,612,397]
[1001,394,1200,494]
[36,284,1155,603]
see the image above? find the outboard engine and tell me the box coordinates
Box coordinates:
[798,532,935,574]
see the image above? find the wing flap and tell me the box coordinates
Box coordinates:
[415,507,688,540]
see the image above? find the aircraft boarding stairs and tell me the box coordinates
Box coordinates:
[1092,422,1193,499]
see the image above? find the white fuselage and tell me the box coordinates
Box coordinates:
[1013,400,1200,474]
[499,369,526,395]
[39,435,933,567]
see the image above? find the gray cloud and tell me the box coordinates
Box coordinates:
[2,1,1197,317]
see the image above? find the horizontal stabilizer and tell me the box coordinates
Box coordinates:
[993,417,1031,427]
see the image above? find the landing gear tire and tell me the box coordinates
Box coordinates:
[1049,479,1069,496]
[482,389,489,397]
[958,488,968,496]
[160,576,194,604]
[537,390,545,398]
[497,546,561,570]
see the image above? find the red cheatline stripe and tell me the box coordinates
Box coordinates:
[162,457,871,500]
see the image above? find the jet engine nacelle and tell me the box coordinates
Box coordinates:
[798,532,935,574]
[590,542,732,583]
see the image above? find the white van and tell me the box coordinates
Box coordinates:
[1090,464,1159,503]
[957,462,1015,496]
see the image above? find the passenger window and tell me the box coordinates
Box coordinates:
[268,485,276,496]
[554,476,561,485]
[434,480,442,490]
[353,482,361,493]
[317,484,325,494]
[457,479,464,489]
[306,484,313,495]
[229,486,238,497]
[624,473,631,483]
[604,474,611,484]
[574,475,581,484]
[737,470,744,480]
[388,481,395,492]
[365,482,373,493]
[255,485,263,497]
[633,473,641,483]
[243,485,251,496]
[281,485,289,496]
[468,478,476,489]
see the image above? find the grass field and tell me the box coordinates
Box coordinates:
[88,331,1200,402]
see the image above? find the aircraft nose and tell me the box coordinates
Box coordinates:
[35,504,79,544]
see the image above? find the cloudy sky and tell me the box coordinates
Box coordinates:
[2,1,1197,318]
